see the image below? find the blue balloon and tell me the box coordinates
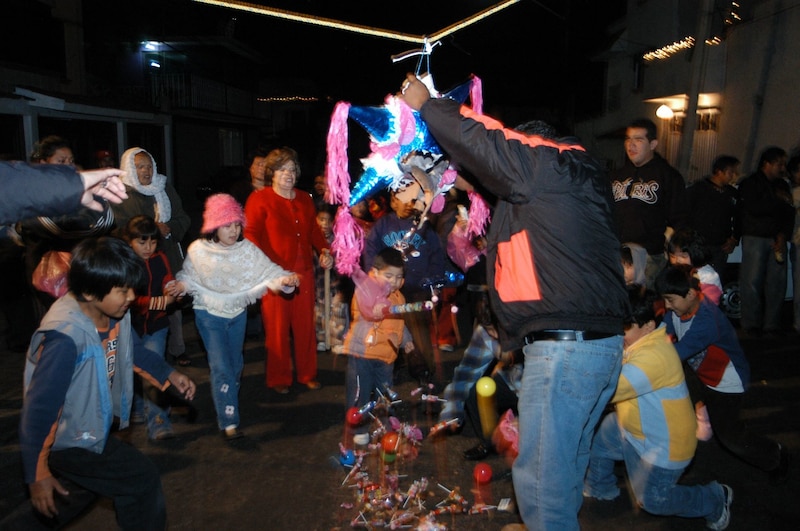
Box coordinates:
[339,449,355,467]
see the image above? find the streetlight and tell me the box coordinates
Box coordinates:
[656,104,674,119]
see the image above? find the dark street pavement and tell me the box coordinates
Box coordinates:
[1,307,798,530]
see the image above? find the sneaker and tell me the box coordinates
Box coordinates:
[463,443,494,461]
[222,426,245,441]
[582,486,620,501]
[148,414,174,441]
[707,483,733,530]
[317,342,328,352]
[438,344,454,352]
[151,428,176,441]
[271,385,290,395]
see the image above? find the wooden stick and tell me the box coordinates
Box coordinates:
[324,265,331,350]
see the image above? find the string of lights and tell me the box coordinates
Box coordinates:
[191,0,521,45]
[642,1,743,61]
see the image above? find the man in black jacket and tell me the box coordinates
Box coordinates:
[738,146,793,336]
[400,73,629,531]
[610,118,687,287]
[686,155,741,275]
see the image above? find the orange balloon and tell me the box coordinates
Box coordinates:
[382,432,399,453]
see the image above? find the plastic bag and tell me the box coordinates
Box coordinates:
[492,408,519,465]
[351,268,392,321]
[32,251,71,298]
[446,223,483,272]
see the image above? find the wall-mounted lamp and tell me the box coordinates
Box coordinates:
[656,104,675,119]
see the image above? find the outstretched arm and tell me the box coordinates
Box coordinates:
[79,168,128,211]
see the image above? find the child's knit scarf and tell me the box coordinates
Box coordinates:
[178,239,291,315]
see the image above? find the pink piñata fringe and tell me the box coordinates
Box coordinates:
[396,99,417,145]
[430,194,445,214]
[332,207,363,276]
[326,101,352,205]
[469,75,483,115]
[441,167,457,186]
[467,190,490,238]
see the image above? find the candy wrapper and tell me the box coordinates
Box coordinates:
[492,409,519,465]
[446,220,484,272]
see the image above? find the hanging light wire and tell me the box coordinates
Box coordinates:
[429,0,521,41]
[191,0,521,45]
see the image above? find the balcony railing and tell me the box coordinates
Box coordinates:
[148,73,255,116]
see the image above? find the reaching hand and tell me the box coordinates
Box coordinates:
[319,250,334,270]
[398,73,430,111]
[29,476,69,518]
[168,371,196,400]
[79,168,128,212]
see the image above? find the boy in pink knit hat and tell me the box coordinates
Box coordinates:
[172,194,299,440]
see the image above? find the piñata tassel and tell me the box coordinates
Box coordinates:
[331,207,363,276]
[326,101,352,205]
[467,190,490,238]
[469,74,483,115]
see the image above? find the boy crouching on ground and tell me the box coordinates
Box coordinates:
[584,288,732,530]
[19,237,195,529]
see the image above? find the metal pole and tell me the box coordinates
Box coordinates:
[676,0,715,181]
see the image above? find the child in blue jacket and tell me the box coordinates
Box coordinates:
[656,264,789,483]
[19,236,195,528]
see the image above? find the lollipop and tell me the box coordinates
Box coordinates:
[346,406,363,427]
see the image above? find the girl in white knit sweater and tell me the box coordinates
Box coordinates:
[171,194,298,441]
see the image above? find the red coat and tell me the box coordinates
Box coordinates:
[243,187,329,273]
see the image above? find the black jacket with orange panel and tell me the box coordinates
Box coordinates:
[419,98,629,350]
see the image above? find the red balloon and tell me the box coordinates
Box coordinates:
[381,432,399,453]
[473,462,492,484]
[346,407,363,427]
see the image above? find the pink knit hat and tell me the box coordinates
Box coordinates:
[201,193,246,234]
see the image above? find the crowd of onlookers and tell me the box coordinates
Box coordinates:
[1,110,797,530]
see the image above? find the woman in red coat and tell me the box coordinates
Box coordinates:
[244,147,333,394]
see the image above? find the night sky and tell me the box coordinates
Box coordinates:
[79,0,625,121]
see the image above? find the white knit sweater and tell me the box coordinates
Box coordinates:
[177,238,292,318]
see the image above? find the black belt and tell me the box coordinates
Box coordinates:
[525,330,617,343]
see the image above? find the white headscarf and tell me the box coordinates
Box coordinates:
[119,148,171,222]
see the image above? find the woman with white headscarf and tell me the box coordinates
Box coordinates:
[113,147,191,365]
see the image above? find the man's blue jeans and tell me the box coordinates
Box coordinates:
[739,235,787,331]
[194,309,246,430]
[512,333,622,531]
[585,413,724,523]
